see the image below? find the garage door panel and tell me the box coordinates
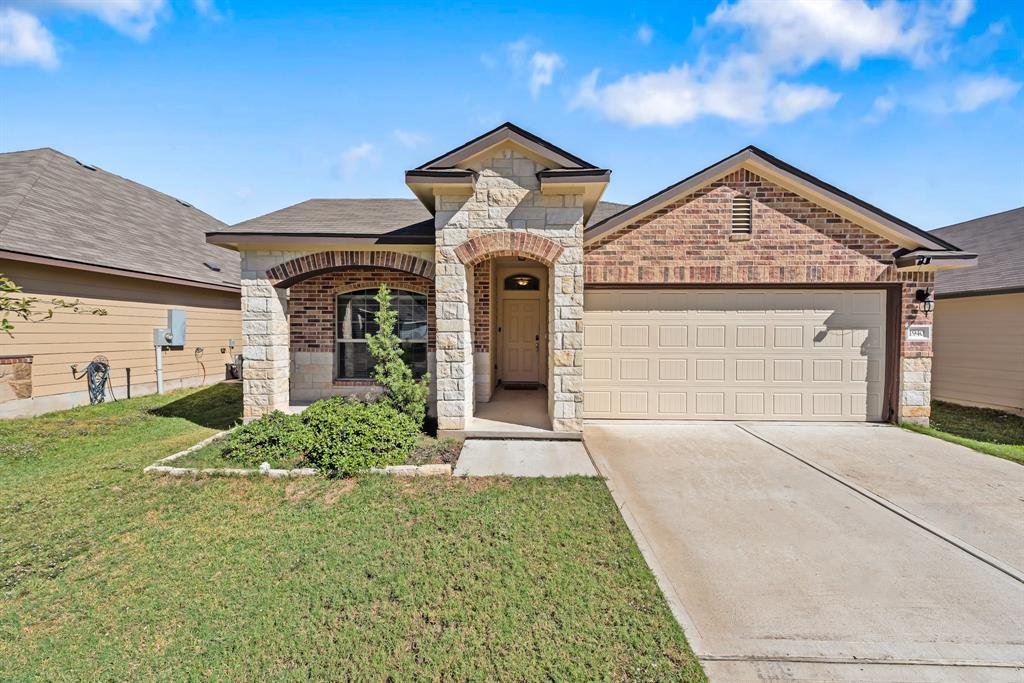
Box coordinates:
[583,289,887,421]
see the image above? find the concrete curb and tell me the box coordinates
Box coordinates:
[144,430,452,479]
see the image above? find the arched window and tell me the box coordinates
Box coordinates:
[336,289,428,379]
[503,273,540,291]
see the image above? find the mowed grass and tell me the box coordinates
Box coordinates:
[903,400,1024,465]
[0,384,704,681]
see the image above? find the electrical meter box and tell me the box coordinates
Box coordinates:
[154,309,187,347]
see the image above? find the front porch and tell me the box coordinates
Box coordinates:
[463,385,581,440]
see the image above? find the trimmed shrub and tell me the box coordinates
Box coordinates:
[366,285,430,427]
[223,410,310,467]
[302,397,418,476]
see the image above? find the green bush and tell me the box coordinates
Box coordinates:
[223,410,309,467]
[302,397,418,476]
[367,285,430,427]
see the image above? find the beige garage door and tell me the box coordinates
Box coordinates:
[583,289,887,421]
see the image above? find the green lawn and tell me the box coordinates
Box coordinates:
[0,384,704,681]
[903,400,1024,465]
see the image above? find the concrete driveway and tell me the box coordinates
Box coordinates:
[585,422,1024,682]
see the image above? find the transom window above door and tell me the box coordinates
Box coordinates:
[504,273,540,291]
[335,289,428,379]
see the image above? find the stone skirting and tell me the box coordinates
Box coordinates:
[0,355,32,404]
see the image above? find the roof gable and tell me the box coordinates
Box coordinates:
[415,122,598,171]
[585,146,956,252]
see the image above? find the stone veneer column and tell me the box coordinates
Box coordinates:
[434,212,473,430]
[898,277,934,426]
[240,252,290,420]
[433,147,585,433]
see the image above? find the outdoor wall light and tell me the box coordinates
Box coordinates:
[915,288,934,314]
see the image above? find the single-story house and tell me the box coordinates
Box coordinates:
[0,148,242,418]
[931,207,1023,415]
[207,123,976,436]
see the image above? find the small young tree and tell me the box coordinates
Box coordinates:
[366,284,430,426]
[1,274,106,336]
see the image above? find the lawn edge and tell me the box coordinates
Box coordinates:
[900,423,1024,466]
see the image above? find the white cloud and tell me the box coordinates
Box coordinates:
[575,0,976,127]
[393,129,428,149]
[864,93,898,122]
[528,51,564,97]
[35,0,168,40]
[709,0,974,70]
[637,23,654,45]
[192,0,222,20]
[769,82,842,122]
[340,143,375,179]
[951,74,1021,112]
[0,8,58,68]
[573,53,839,126]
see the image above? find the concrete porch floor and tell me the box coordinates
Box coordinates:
[460,385,580,440]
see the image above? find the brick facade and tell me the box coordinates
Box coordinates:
[584,168,935,423]
[289,268,435,353]
[472,263,491,353]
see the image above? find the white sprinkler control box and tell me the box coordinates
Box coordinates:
[906,324,932,342]
[154,309,187,347]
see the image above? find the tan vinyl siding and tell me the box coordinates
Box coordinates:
[0,259,241,402]
[932,293,1024,414]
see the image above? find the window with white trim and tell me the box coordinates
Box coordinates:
[335,289,428,379]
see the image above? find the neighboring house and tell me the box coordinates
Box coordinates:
[0,148,242,418]
[207,123,975,435]
[930,207,1023,415]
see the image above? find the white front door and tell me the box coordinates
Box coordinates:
[503,299,541,383]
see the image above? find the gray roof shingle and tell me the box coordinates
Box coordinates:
[931,207,1023,297]
[213,198,630,240]
[0,148,239,289]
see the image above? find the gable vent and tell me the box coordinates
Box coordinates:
[731,194,752,234]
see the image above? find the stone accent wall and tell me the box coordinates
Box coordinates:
[239,248,434,419]
[434,147,585,432]
[585,168,935,424]
[0,355,32,403]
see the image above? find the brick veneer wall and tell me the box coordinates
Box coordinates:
[584,168,935,423]
[472,263,490,353]
[289,268,435,353]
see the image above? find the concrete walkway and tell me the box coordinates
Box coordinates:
[585,422,1024,683]
[453,439,597,477]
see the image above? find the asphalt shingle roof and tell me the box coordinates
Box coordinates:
[931,207,1023,297]
[0,148,239,289]
[215,198,630,240]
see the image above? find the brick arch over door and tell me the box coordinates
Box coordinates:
[454,233,564,267]
[267,250,435,288]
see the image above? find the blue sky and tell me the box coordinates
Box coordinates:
[1,0,1021,229]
